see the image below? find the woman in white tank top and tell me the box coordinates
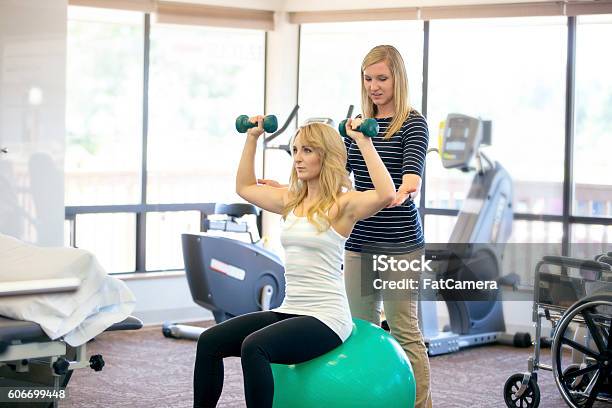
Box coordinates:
[193,118,396,408]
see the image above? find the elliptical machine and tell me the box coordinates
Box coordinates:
[419,113,530,355]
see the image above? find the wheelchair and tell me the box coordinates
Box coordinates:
[504,252,612,408]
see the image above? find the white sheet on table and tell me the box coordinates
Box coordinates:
[0,233,136,346]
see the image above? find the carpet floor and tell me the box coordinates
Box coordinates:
[60,322,595,407]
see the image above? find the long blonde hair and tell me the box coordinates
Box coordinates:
[282,123,352,232]
[361,45,412,140]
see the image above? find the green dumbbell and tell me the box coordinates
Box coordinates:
[235,115,278,133]
[338,118,379,138]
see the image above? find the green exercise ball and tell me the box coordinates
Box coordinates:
[271,319,416,408]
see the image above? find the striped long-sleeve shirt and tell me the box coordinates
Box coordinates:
[344,110,429,254]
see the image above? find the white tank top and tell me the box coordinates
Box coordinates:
[272,211,353,342]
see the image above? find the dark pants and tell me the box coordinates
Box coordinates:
[193,311,342,408]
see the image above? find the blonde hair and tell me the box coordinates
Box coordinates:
[282,122,352,232]
[361,45,412,140]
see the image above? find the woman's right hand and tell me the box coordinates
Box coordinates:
[344,118,370,144]
[247,115,265,138]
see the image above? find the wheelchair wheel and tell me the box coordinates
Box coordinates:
[504,373,540,408]
[561,364,591,407]
[552,293,612,408]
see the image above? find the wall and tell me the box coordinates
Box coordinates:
[123,273,212,324]
[0,0,67,247]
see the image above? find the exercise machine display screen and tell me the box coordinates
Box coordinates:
[440,113,483,170]
[444,140,467,153]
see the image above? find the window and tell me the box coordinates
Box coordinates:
[66,8,267,273]
[571,223,611,244]
[510,220,563,244]
[570,224,612,259]
[424,214,456,243]
[64,10,611,273]
[573,14,612,218]
[145,23,265,270]
[146,211,200,271]
[507,220,563,286]
[425,217,564,287]
[424,152,472,210]
[147,23,265,204]
[299,21,424,123]
[427,17,567,214]
[75,213,136,273]
[66,7,144,272]
[66,7,144,206]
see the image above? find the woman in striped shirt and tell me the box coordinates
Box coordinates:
[343,45,432,408]
[259,44,432,408]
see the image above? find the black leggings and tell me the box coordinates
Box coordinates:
[193,311,342,408]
